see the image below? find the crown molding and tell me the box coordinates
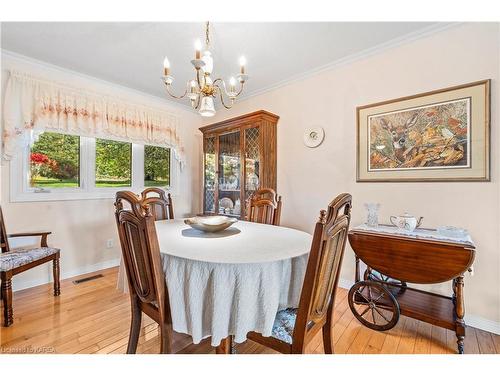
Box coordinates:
[239,22,465,102]
[0,48,198,115]
[2,23,464,112]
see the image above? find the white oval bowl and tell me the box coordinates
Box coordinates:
[184,216,238,233]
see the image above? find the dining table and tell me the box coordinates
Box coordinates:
[117,218,312,352]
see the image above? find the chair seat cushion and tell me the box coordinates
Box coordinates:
[271,308,298,344]
[0,247,60,272]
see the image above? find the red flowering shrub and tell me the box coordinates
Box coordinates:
[30,152,61,183]
[30,153,50,164]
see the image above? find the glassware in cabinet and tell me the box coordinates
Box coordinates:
[217,130,241,216]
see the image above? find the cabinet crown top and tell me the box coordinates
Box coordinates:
[199,110,279,133]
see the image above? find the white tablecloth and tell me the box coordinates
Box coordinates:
[117,219,312,346]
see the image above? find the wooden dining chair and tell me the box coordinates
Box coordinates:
[141,188,174,220]
[246,188,282,226]
[114,191,174,354]
[247,193,352,354]
[0,205,60,327]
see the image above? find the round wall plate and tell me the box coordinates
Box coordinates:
[303,127,325,148]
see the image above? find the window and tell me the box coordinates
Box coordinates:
[144,145,170,187]
[95,139,132,187]
[30,132,80,188]
[11,132,177,202]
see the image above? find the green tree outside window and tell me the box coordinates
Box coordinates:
[29,132,170,189]
[95,139,132,187]
[144,145,170,187]
[30,132,80,188]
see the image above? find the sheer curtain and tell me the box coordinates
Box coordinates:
[2,70,185,165]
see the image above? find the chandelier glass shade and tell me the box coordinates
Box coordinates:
[162,22,248,117]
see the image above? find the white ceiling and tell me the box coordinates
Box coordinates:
[1,22,442,104]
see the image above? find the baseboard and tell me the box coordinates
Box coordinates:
[338,277,356,291]
[11,258,121,292]
[465,315,500,335]
[337,278,500,335]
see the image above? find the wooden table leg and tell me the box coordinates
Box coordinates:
[355,256,360,283]
[452,278,457,303]
[455,275,465,354]
[215,336,233,354]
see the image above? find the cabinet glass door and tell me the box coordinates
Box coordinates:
[204,136,216,213]
[218,131,241,217]
[244,127,260,204]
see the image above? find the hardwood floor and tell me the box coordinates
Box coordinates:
[1,267,498,354]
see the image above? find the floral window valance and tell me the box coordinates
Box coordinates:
[2,70,185,165]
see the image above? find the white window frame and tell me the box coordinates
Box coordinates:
[10,134,179,202]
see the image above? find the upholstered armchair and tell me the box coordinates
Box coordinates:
[0,206,60,327]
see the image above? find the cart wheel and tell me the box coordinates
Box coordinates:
[364,269,407,294]
[348,280,400,331]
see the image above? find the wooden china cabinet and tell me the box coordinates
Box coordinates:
[199,110,279,219]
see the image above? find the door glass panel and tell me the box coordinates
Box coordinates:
[204,136,216,213]
[218,131,241,216]
[245,127,260,202]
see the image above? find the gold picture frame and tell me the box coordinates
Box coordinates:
[356,80,490,182]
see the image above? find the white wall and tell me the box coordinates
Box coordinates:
[204,23,500,329]
[0,51,202,291]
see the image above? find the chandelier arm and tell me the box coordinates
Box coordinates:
[164,83,188,99]
[214,84,233,109]
[195,69,203,89]
[234,81,245,97]
[193,94,201,110]
[213,78,244,98]
[212,78,223,86]
[212,78,228,96]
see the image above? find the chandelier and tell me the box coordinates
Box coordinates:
[162,22,248,117]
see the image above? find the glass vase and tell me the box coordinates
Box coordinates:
[365,203,380,227]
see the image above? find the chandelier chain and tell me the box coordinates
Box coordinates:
[205,21,210,47]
